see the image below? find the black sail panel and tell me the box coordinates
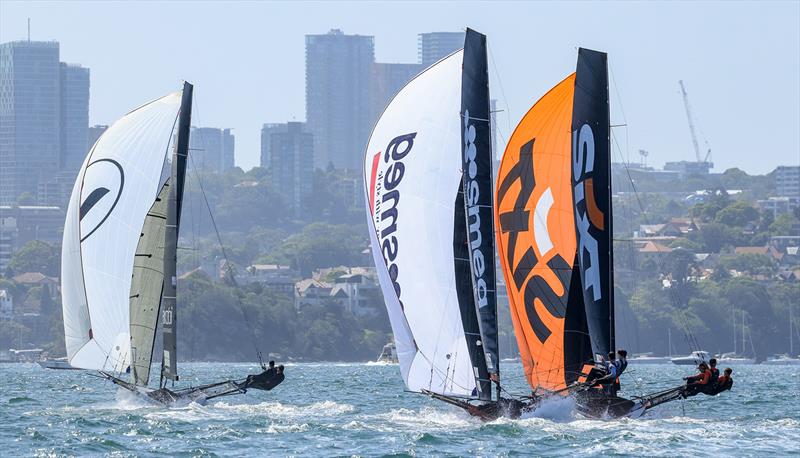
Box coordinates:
[461,29,499,387]
[160,82,193,384]
[571,48,614,358]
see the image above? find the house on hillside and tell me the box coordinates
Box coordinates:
[295,267,380,315]
[733,246,783,263]
[12,272,59,296]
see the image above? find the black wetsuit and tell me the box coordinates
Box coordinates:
[243,368,285,391]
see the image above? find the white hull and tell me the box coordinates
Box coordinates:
[38,359,80,370]
[628,357,671,364]
[762,358,800,365]
[718,357,756,365]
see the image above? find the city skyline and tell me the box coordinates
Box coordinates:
[1,1,798,174]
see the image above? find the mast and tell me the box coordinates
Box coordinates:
[160,81,193,386]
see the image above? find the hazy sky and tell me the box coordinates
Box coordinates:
[2,1,798,174]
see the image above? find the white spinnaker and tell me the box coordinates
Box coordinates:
[364,51,476,397]
[62,92,181,372]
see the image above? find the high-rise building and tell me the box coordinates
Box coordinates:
[263,122,313,216]
[88,124,108,151]
[774,165,800,199]
[0,40,90,207]
[370,62,423,123]
[0,41,61,205]
[305,29,374,170]
[418,31,465,67]
[59,63,90,172]
[189,127,235,173]
[260,123,282,169]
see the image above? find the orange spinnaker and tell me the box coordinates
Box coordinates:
[495,73,577,392]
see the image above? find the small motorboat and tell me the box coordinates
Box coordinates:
[627,352,671,364]
[670,350,711,365]
[37,357,80,370]
[762,354,800,365]
[717,352,756,365]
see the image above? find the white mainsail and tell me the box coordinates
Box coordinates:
[62,92,182,372]
[364,50,476,397]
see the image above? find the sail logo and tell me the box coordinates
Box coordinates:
[497,139,570,344]
[463,110,488,308]
[79,158,125,242]
[371,133,416,301]
[572,123,603,302]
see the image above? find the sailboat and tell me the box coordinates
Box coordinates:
[61,83,276,406]
[364,29,529,420]
[495,48,697,419]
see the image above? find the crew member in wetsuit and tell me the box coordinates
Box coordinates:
[710,367,733,395]
[682,362,711,397]
[708,358,719,386]
[612,350,628,392]
[242,360,276,390]
[590,352,618,395]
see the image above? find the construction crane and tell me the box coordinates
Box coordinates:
[678,80,712,164]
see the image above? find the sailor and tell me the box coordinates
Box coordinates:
[712,368,734,394]
[615,350,628,377]
[708,358,720,386]
[242,360,276,389]
[682,362,711,397]
[589,352,618,395]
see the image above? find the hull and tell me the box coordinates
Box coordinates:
[718,357,756,365]
[38,359,80,370]
[628,356,671,365]
[762,358,800,365]
[102,372,246,407]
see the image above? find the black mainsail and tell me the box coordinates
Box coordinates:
[160,81,192,385]
[459,28,498,400]
[571,49,614,359]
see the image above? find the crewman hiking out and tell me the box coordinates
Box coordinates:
[681,362,712,398]
[709,367,733,395]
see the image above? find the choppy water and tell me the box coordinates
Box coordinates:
[1,362,798,456]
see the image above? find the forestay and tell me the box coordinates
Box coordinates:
[62,93,181,372]
[364,50,479,397]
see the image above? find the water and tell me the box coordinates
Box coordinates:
[2,362,798,456]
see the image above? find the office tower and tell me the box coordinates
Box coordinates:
[305,29,374,170]
[189,127,235,173]
[774,165,800,199]
[418,31,466,67]
[59,63,90,172]
[263,122,313,216]
[0,41,61,205]
[370,62,423,123]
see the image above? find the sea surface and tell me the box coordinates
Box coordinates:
[1,362,798,457]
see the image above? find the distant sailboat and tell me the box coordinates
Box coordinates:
[61,83,279,405]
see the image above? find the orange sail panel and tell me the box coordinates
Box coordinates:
[495,73,591,392]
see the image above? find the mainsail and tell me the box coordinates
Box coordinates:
[571,49,614,359]
[364,29,496,399]
[62,91,183,374]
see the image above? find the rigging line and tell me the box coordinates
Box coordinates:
[188,153,264,366]
[487,43,513,147]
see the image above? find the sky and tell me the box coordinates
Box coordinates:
[1,1,798,174]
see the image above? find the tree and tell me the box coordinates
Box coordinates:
[770,214,800,236]
[663,248,697,308]
[714,201,759,227]
[7,240,59,277]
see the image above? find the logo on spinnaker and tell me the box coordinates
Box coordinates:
[572,123,603,302]
[79,158,124,242]
[372,133,416,302]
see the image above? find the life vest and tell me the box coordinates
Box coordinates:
[697,368,711,385]
[709,367,719,385]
